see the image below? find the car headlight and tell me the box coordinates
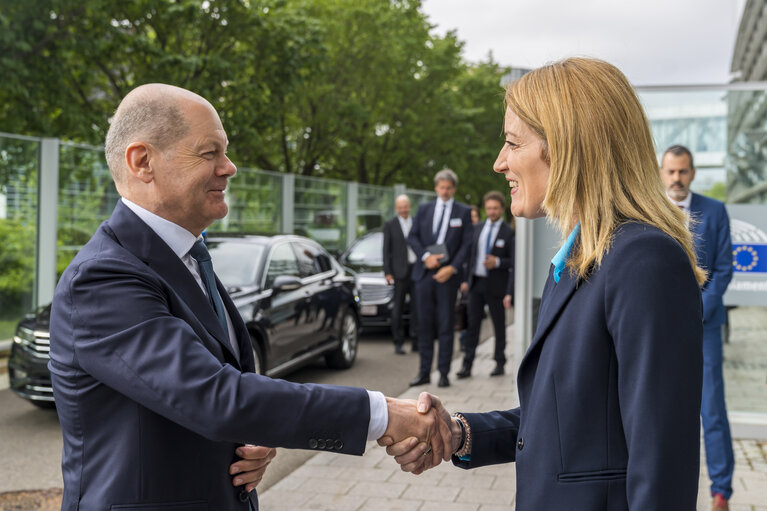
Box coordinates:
[13,326,35,348]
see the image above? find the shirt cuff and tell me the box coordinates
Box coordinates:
[422,252,431,261]
[366,390,388,441]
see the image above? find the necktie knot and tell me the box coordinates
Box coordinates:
[190,239,212,263]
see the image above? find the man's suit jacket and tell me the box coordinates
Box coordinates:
[689,192,733,328]
[453,222,703,510]
[48,201,370,511]
[465,221,515,297]
[407,200,473,282]
[382,216,411,280]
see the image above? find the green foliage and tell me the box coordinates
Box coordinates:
[702,182,727,202]
[0,218,35,320]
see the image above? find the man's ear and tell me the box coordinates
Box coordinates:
[125,142,154,183]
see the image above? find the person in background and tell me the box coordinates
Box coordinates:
[407,169,473,388]
[457,191,515,378]
[470,205,481,226]
[458,204,482,353]
[661,144,735,511]
[384,57,706,511]
[383,194,418,355]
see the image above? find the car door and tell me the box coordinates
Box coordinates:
[293,240,339,344]
[262,242,304,366]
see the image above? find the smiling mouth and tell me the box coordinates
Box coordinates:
[508,180,519,189]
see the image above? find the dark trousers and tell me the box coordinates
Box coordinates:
[701,324,734,498]
[415,272,460,376]
[463,277,506,370]
[391,267,415,346]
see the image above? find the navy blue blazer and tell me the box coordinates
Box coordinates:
[689,193,733,328]
[465,221,515,297]
[49,201,370,511]
[407,200,473,282]
[454,222,703,510]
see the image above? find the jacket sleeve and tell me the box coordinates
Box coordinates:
[451,408,521,469]
[702,204,733,324]
[505,233,515,296]
[54,257,371,454]
[605,232,703,509]
[407,209,427,260]
[383,221,393,276]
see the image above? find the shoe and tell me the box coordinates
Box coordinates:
[438,375,450,387]
[711,493,729,511]
[409,373,430,386]
[456,367,471,379]
[490,364,505,377]
[394,345,406,355]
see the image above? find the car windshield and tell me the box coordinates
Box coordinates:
[346,232,383,267]
[207,240,265,288]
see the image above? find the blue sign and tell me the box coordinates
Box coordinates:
[732,243,767,273]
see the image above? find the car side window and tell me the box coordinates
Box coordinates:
[294,242,333,277]
[265,243,299,289]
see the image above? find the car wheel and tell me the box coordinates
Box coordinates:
[325,311,358,369]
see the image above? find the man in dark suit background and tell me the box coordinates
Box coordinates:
[383,194,418,354]
[48,83,450,510]
[457,191,515,379]
[661,144,734,511]
[407,169,473,388]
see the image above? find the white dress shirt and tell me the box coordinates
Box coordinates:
[398,215,417,263]
[474,218,503,277]
[120,198,387,440]
[667,192,692,227]
[432,198,454,245]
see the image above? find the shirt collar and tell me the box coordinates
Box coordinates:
[667,192,692,210]
[436,197,454,208]
[120,197,200,259]
[551,222,581,283]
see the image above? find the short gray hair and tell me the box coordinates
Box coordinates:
[104,97,188,184]
[434,168,458,186]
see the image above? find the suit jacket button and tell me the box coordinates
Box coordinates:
[334,439,344,450]
[517,437,524,450]
[309,438,318,449]
[317,439,326,449]
[325,439,334,450]
[239,489,250,502]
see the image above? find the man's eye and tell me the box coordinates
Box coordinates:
[202,151,217,159]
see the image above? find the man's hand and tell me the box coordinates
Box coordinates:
[433,265,456,283]
[382,393,461,474]
[229,445,277,493]
[483,255,498,270]
[503,295,513,309]
[377,397,452,471]
[424,254,444,270]
[460,282,469,294]
[385,274,395,285]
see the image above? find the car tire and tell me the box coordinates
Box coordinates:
[325,310,358,369]
[251,337,266,375]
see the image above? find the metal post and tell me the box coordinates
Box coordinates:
[36,138,59,308]
[513,217,534,370]
[281,173,295,234]
[346,182,358,248]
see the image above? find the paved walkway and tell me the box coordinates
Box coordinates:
[260,325,767,511]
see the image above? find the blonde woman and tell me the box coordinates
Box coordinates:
[383,58,706,510]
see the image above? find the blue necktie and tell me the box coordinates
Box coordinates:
[433,203,445,240]
[485,222,495,257]
[189,239,229,338]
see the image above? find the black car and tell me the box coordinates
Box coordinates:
[338,230,411,330]
[8,234,361,408]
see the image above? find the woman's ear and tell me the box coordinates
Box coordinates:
[125,142,154,183]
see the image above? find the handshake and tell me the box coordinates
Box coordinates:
[378,392,463,474]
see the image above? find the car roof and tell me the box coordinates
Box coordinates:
[206,233,326,248]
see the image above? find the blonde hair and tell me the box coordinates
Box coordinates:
[505,57,705,285]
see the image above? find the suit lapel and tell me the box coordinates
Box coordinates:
[218,280,254,372]
[107,202,238,362]
[518,266,580,374]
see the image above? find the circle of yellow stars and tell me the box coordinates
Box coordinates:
[733,245,759,271]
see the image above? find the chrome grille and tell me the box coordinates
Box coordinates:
[358,284,393,303]
[13,327,50,359]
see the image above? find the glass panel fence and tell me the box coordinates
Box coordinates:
[294,175,348,254]
[357,184,393,237]
[213,167,282,234]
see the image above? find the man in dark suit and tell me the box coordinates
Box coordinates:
[456,191,515,379]
[47,84,450,510]
[407,169,473,388]
[661,145,734,511]
[383,194,417,354]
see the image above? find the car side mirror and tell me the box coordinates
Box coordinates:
[272,275,302,293]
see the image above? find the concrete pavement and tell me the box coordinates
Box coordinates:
[259,325,767,511]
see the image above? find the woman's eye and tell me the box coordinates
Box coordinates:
[505,141,518,149]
